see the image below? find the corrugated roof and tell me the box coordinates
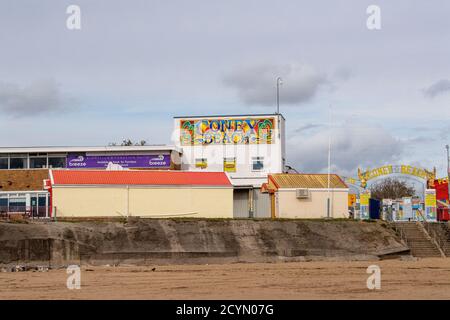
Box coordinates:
[269,174,347,189]
[51,170,231,186]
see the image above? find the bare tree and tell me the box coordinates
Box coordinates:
[369,178,415,200]
[108,139,148,146]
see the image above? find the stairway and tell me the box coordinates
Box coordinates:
[393,222,443,258]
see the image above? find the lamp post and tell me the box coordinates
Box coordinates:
[276,77,283,114]
[327,105,332,218]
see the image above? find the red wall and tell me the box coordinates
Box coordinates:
[434,179,449,201]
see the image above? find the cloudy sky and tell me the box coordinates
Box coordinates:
[0,0,449,178]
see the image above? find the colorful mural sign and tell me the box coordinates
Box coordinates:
[66,154,170,169]
[180,118,275,145]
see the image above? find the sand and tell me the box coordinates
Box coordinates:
[1,258,450,300]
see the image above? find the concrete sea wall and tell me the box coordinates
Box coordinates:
[0,219,408,267]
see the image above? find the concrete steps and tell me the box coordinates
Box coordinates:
[394,222,442,258]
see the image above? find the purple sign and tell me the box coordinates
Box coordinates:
[66,153,171,169]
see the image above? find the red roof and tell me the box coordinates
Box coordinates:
[50,170,231,186]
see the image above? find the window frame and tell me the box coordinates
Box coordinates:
[251,156,265,172]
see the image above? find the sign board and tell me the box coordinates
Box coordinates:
[348,194,357,207]
[433,179,449,202]
[66,154,170,169]
[223,158,236,172]
[359,192,371,220]
[357,165,435,188]
[195,158,207,169]
[360,192,370,206]
[425,189,437,221]
[180,118,275,145]
[402,197,413,220]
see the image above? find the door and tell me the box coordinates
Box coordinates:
[254,189,271,218]
[38,194,48,218]
[30,196,38,218]
[369,198,381,219]
[233,189,251,218]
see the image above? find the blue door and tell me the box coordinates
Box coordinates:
[369,199,381,219]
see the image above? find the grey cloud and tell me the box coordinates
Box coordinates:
[287,125,404,177]
[403,136,432,144]
[0,79,73,118]
[223,63,327,106]
[423,79,450,98]
[332,67,353,82]
[295,123,324,133]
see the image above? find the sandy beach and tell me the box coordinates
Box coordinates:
[1,258,450,300]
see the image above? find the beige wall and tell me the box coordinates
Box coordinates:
[276,189,349,219]
[52,186,233,218]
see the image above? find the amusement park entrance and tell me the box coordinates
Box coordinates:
[345,165,438,222]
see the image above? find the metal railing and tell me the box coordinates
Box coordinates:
[0,206,50,219]
[416,209,446,257]
[391,222,409,246]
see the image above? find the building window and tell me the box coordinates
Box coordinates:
[8,196,26,212]
[29,156,47,169]
[0,196,7,211]
[48,157,66,168]
[0,157,8,169]
[252,157,264,171]
[195,158,207,169]
[10,156,27,169]
[223,157,236,172]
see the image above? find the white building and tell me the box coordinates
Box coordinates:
[173,114,286,218]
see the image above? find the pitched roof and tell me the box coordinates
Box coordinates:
[50,170,231,187]
[268,174,347,189]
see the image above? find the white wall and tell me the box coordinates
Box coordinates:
[276,189,349,219]
[173,115,285,187]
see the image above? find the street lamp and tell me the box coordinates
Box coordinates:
[276,77,283,114]
[327,105,332,218]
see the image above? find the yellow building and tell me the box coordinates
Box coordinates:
[265,174,349,219]
[50,170,233,218]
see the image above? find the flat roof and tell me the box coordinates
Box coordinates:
[50,170,232,187]
[0,145,182,154]
[173,113,286,120]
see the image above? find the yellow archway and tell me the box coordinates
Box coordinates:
[356,165,436,189]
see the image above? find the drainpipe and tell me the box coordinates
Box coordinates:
[126,185,130,218]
